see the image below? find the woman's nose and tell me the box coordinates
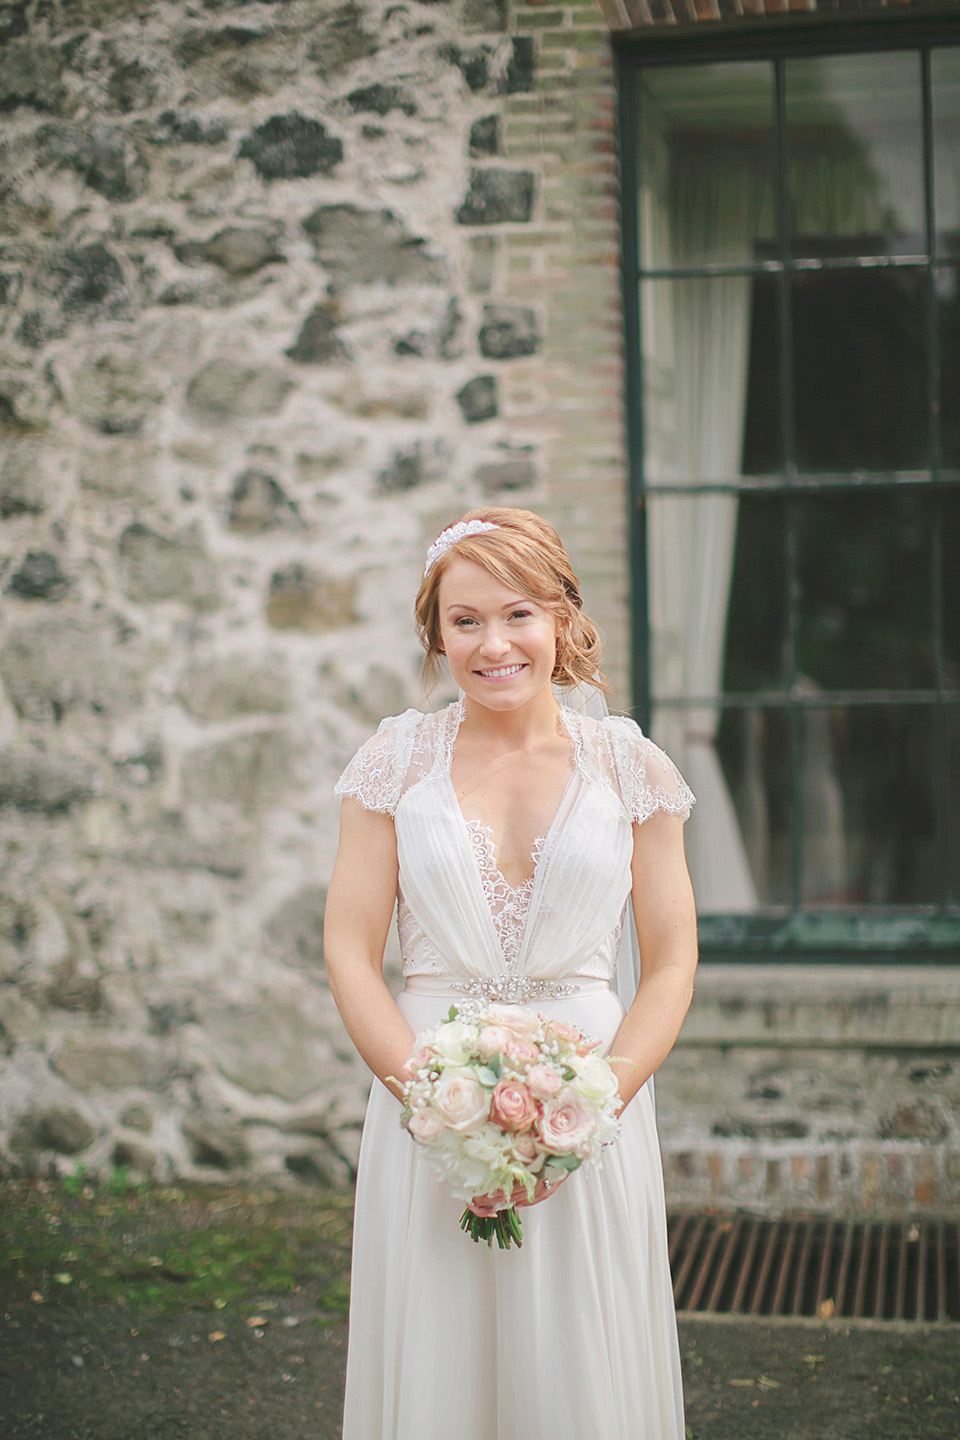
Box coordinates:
[479,625,510,657]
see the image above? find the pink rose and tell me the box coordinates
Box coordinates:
[434,1069,490,1132]
[511,1130,545,1168]
[407,1106,443,1144]
[505,1040,539,1068]
[408,1048,433,1071]
[537,1092,598,1157]
[489,1079,538,1132]
[477,1025,512,1061]
[485,1003,541,1038]
[526,1063,564,1099]
[544,1019,582,1046]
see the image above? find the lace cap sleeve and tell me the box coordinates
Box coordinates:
[334,709,424,816]
[602,715,695,826]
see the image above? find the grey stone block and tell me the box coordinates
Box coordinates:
[185,359,292,426]
[265,565,358,632]
[478,303,540,358]
[10,1106,96,1156]
[118,524,220,609]
[175,226,283,276]
[286,303,347,364]
[238,113,343,181]
[303,204,446,288]
[456,374,498,423]
[456,167,535,225]
[5,551,70,600]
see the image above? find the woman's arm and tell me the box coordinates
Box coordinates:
[323,796,416,1098]
[608,811,698,1112]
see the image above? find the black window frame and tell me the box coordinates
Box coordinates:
[616,14,960,964]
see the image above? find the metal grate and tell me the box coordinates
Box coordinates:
[667,1213,960,1322]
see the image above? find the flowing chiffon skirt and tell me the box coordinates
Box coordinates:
[341,989,685,1440]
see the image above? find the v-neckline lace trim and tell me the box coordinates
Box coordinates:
[463,819,545,968]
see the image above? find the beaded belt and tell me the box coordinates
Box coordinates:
[402,974,611,1004]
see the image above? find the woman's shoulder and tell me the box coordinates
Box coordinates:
[333,704,456,813]
[573,711,695,824]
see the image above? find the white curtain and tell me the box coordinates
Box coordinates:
[639,95,922,911]
[641,125,767,911]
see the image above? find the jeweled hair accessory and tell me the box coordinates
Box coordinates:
[423,519,500,576]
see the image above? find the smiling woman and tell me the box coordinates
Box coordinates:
[324,507,698,1440]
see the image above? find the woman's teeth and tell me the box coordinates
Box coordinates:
[479,663,525,677]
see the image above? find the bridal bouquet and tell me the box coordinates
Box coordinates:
[396,1002,621,1250]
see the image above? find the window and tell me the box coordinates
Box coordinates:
[619,26,960,960]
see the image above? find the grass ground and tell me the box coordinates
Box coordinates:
[1,1179,957,1439]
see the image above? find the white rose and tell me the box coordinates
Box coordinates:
[433,1019,476,1065]
[463,1124,513,1170]
[434,1067,490,1132]
[571,1054,619,1106]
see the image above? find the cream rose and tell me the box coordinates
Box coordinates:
[537,1092,599,1157]
[407,1105,443,1144]
[476,1024,512,1061]
[485,1003,541,1038]
[490,1079,537,1132]
[433,1020,477,1066]
[572,1054,619,1105]
[434,1068,490,1132]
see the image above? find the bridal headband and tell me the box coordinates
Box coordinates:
[423,519,500,576]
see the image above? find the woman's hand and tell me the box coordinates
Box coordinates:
[467,1171,568,1217]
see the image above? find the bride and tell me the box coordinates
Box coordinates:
[324,508,698,1439]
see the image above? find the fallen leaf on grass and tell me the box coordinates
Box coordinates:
[817,1298,835,1318]
[209,1332,226,1343]
[31,1292,44,1303]
[803,1354,826,1366]
[729,1378,755,1387]
[758,1376,781,1390]
[247,1315,267,1327]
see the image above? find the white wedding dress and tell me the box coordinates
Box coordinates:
[334,700,694,1440]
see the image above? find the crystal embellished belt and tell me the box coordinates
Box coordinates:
[449,975,581,1004]
[401,975,612,1003]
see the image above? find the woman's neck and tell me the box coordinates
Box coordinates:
[459,686,562,751]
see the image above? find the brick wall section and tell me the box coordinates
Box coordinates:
[498,3,631,699]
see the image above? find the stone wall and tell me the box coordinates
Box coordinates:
[657,967,960,1217]
[0,0,628,1185]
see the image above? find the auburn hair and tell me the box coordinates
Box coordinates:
[414,507,608,693]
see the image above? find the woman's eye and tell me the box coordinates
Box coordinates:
[510,609,533,620]
[454,616,476,627]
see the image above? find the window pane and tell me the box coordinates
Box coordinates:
[944,489,960,687]
[741,272,783,476]
[723,494,787,692]
[801,706,937,905]
[932,48,960,258]
[715,706,792,906]
[937,267,960,468]
[792,268,928,472]
[785,52,924,257]
[639,62,776,270]
[641,277,755,485]
[948,709,960,905]
[796,490,935,691]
